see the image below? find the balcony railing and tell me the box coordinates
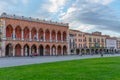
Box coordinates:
[5,37,67,43]
[39,39,44,42]
[15,38,22,40]
[6,37,13,40]
[24,38,29,41]
[31,39,37,41]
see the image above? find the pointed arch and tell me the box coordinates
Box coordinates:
[86,49,90,55]
[23,44,30,56]
[38,28,44,41]
[45,45,50,55]
[15,44,21,56]
[58,45,62,55]
[5,43,13,56]
[76,49,80,55]
[51,45,56,55]
[45,29,50,41]
[51,30,56,41]
[15,26,22,39]
[63,45,67,55]
[63,31,67,41]
[31,44,37,54]
[39,45,44,56]
[6,25,13,38]
[24,27,29,40]
[57,31,61,41]
[31,28,37,40]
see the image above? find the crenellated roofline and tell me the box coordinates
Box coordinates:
[0,12,69,27]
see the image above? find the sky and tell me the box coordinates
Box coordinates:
[0,0,120,37]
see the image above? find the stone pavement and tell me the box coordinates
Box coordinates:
[0,54,120,68]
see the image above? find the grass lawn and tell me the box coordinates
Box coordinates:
[0,57,120,80]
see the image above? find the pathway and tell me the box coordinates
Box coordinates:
[0,54,120,68]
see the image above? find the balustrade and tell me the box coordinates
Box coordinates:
[5,30,67,43]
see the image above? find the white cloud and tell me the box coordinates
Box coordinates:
[89,0,114,5]
[22,0,29,5]
[77,24,95,32]
[68,20,95,32]
[60,0,120,37]
[0,0,30,15]
[67,7,76,14]
[42,0,66,12]
[101,30,120,37]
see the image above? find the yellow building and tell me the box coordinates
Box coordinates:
[85,32,106,48]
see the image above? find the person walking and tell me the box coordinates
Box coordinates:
[100,51,103,57]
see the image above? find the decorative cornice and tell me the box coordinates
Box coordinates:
[0,12,69,27]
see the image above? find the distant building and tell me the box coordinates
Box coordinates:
[117,38,120,49]
[69,33,75,54]
[85,32,106,48]
[105,35,117,49]
[69,29,85,48]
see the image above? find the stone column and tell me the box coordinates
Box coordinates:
[61,47,63,55]
[22,30,24,40]
[50,48,52,56]
[67,44,70,55]
[21,48,23,56]
[1,20,6,40]
[36,31,38,41]
[25,47,27,56]
[29,31,31,41]
[1,41,5,57]
[56,32,58,42]
[44,31,46,42]
[89,49,91,55]
[13,48,15,56]
[56,48,58,56]
[29,48,31,55]
[61,33,63,42]
[37,48,39,54]
[67,33,69,43]
[50,31,52,42]
[44,48,46,56]
[13,29,16,40]
[85,49,87,55]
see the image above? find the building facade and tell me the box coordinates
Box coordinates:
[85,32,106,48]
[69,29,85,48]
[69,33,75,54]
[0,13,69,57]
[106,36,117,49]
[117,38,120,49]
